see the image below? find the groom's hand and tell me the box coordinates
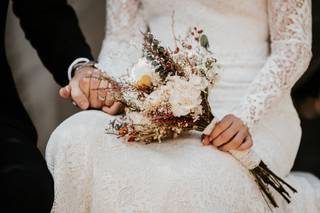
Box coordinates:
[59,67,124,114]
[59,67,106,109]
[202,114,253,152]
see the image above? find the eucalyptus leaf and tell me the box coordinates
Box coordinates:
[200,34,209,49]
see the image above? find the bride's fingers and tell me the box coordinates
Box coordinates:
[208,115,233,141]
[211,120,242,147]
[79,77,90,97]
[99,80,114,107]
[202,117,230,146]
[102,102,123,115]
[89,76,103,108]
[237,136,253,151]
[219,128,248,152]
[98,79,109,99]
[104,97,114,107]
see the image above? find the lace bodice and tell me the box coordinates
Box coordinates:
[98,0,312,131]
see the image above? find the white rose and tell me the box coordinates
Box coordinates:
[144,88,169,109]
[167,76,202,117]
[130,58,155,82]
[189,74,209,91]
[126,111,151,125]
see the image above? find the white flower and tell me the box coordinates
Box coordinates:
[126,111,151,125]
[142,87,170,113]
[189,74,209,91]
[167,76,203,117]
[130,58,155,82]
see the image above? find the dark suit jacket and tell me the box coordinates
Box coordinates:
[0,0,93,143]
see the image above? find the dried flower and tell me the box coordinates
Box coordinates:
[167,76,202,117]
[130,58,155,82]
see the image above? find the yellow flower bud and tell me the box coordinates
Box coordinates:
[136,75,152,88]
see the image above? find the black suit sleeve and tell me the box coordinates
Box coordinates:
[11,0,94,86]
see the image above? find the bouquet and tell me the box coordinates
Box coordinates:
[100,27,297,209]
[105,28,217,142]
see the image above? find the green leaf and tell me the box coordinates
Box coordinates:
[200,34,209,49]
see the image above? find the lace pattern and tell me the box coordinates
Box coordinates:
[98,0,146,77]
[231,0,312,130]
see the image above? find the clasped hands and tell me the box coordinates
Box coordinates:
[59,66,123,115]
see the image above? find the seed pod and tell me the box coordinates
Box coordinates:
[146,54,154,61]
[153,39,159,45]
[158,46,165,53]
[147,33,153,41]
[152,61,158,66]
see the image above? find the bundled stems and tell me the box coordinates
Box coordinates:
[250,161,297,209]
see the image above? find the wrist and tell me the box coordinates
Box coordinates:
[73,61,99,74]
[68,58,93,80]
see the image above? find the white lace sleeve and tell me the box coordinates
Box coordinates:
[232,0,312,130]
[98,0,146,77]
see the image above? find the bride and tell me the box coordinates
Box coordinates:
[46,0,320,212]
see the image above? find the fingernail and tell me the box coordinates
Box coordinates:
[201,137,205,144]
[80,101,89,109]
[202,138,208,146]
[201,134,205,141]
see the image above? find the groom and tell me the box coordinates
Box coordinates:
[0,0,112,212]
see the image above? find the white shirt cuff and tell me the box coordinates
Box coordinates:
[67,57,90,80]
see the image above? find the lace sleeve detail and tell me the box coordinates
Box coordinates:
[98,0,146,77]
[232,0,312,130]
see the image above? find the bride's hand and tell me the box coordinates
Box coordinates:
[202,114,253,152]
[102,101,124,115]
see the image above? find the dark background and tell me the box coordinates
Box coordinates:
[292,0,320,178]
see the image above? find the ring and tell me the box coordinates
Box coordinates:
[98,95,106,101]
[72,101,77,106]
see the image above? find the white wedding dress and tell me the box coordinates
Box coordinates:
[46,0,320,212]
